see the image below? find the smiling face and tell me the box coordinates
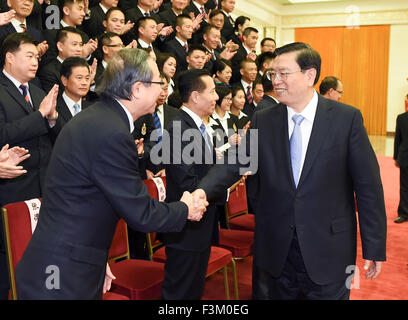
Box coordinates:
[7,0,34,20]
[196,75,219,117]
[104,10,125,34]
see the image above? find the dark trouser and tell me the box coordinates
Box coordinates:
[162,246,211,300]
[252,232,350,300]
[398,166,408,219]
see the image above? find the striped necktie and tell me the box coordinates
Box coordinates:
[153,108,162,144]
[184,43,188,53]
[200,6,205,16]
[246,85,253,104]
[19,84,32,109]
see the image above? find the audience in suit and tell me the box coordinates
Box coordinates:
[260,37,276,53]
[82,0,119,39]
[0,33,61,299]
[256,70,279,112]
[232,59,257,119]
[319,76,343,102]
[102,7,134,44]
[156,52,177,97]
[219,0,235,42]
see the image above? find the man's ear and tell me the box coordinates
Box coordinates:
[102,20,107,28]
[305,68,317,86]
[5,52,14,66]
[131,81,143,100]
[61,75,68,87]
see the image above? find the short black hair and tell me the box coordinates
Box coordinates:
[156,52,177,73]
[178,69,211,103]
[261,37,276,47]
[319,76,340,95]
[105,7,124,21]
[1,33,37,67]
[215,84,232,106]
[60,57,90,80]
[256,51,276,69]
[243,27,258,38]
[231,85,244,98]
[187,44,207,57]
[274,42,321,85]
[261,70,274,93]
[214,58,232,73]
[209,9,224,19]
[176,14,192,28]
[56,27,83,43]
[234,16,250,32]
[203,24,219,37]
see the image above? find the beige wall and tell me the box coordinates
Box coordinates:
[237,0,408,134]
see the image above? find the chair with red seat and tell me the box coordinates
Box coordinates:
[1,199,128,300]
[225,179,255,231]
[143,178,237,300]
[108,218,166,300]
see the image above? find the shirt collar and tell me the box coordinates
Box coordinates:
[241,79,252,89]
[57,56,64,64]
[11,18,27,33]
[99,3,108,13]
[181,106,204,130]
[115,99,135,133]
[212,110,230,121]
[63,91,82,109]
[138,39,151,48]
[156,105,163,113]
[102,60,108,69]
[193,1,204,11]
[2,69,28,90]
[138,5,149,16]
[286,90,318,124]
[175,36,187,47]
[242,44,252,55]
[60,20,72,28]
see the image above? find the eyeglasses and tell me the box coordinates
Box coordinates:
[140,81,165,88]
[266,70,303,81]
[335,89,343,95]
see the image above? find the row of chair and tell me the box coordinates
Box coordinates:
[1,177,255,300]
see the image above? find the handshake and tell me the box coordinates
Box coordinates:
[180,189,209,222]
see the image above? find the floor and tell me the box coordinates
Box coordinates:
[369,135,394,157]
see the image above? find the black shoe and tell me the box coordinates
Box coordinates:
[394,216,407,223]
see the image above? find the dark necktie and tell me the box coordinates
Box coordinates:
[19,84,32,109]
[200,6,205,16]
[153,108,162,144]
[184,43,188,53]
[228,15,234,25]
[20,23,26,33]
[246,85,253,104]
[144,12,150,17]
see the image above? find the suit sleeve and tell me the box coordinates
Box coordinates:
[90,131,188,233]
[348,109,387,261]
[394,115,401,161]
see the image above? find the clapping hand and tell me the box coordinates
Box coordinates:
[180,189,209,221]
[0,144,30,179]
[103,263,116,294]
[0,10,15,26]
[134,138,144,157]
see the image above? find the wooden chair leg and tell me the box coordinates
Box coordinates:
[231,259,239,300]
[223,266,230,300]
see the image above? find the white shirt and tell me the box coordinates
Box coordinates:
[241,79,253,96]
[212,110,230,135]
[193,1,205,13]
[62,91,82,117]
[138,5,150,16]
[57,56,64,64]
[181,105,204,131]
[175,36,188,49]
[99,3,108,13]
[115,99,135,133]
[138,39,152,49]
[60,20,71,28]
[2,69,32,104]
[287,90,318,177]
[242,44,252,55]
[11,18,27,33]
[102,60,108,69]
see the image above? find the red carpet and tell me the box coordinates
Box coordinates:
[202,156,408,300]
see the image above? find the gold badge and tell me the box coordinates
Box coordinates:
[141,123,146,136]
[233,123,237,133]
[216,132,222,142]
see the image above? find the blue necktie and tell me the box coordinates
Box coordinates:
[73,103,80,116]
[290,114,304,188]
[153,108,162,144]
[200,123,212,151]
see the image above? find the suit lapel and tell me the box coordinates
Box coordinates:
[57,96,73,122]
[0,73,34,114]
[297,96,332,188]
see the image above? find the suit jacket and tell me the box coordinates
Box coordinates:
[15,98,188,299]
[394,111,408,167]
[256,94,279,112]
[37,58,62,93]
[0,22,44,46]
[82,5,107,39]
[56,94,92,127]
[162,38,188,73]
[198,95,387,285]
[232,81,256,119]
[162,109,223,252]
[0,73,62,206]
[221,11,234,41]
[230,46,249,84]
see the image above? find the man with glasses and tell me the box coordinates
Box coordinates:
[197,42,387,300]
[319,76,343,102]
[15,48,208,299]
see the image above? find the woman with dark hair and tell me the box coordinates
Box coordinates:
[230,85,250,130]
[156,52,177,97]
[213,59,232,87]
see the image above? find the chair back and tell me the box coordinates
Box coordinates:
[143,178,166,260]
[1,199,42,300]
[108,219,130,262]
[225,180,249,222]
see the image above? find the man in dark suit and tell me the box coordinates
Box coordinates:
[219,0,235,41]
[161,14,193,74]
[38,27,83,92]
[0,33,61,299]
[156,0,188,30]
[232,59,257,119]
[57,57,92,126]
[197,42,387,300]
[255,70,279,112]
[125,0,156,27]
[14,48,208,300]
[393,111,408,223]
[161,69,224,300]
[135,16,161,57]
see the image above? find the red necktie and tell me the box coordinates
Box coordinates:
[20,84,33,109]
[184,43,188,53]
[246,86,253,104]
[20,24,27,33]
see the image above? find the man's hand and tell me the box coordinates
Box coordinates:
[103,263,116,294]
[120,21,134,35]
[82,38,98,58]
[154,169,166,177]
[364,260,382,280]
[219,47,237,60]
[247,51,257,61]
[38,84,59,119]
[180,189,208,221]
[146,169,155,180]
[158,25,173,37]
[135,138,144,157]
[0,144,30,179]
[37,41,49,58]
[125,40,138,49]
[190,12,204,31]
[89,58,98,84]
[225,40,239,52]
[228,133,241,146]
[0,10,15,26]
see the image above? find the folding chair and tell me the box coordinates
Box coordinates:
[108,219,166,300]
[225,179,255,231]
[2,199,131,300]
[143,178,237,300]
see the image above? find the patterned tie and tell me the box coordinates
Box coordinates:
[153,108,162,144]
[200,6,205,16]
[246,85,253,104]
[20,23,26,33]
[290,114,305,188]
[144,12,150,17]
[184,43,188,53]
[73,103,80,116]
[19,84,32,109]
[200,123,212,151]
[228,15,234,25]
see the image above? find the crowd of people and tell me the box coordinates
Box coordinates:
[0,0,388,301]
